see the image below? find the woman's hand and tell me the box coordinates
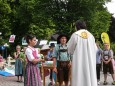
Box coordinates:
[41,59,45,62]
[38,58,45,62]
[19,58,24,62]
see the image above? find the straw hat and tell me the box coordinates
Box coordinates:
[41,45,50,50]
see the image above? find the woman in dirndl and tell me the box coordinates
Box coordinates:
[24,34,44,86]
[14,45,23,82]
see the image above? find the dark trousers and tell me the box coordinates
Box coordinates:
[96,64,101,80]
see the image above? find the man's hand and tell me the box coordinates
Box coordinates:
[68,61,71,68]
[48,58,53,61]
[53,67,57,73]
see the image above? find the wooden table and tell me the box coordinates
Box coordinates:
[42,64,57,86]
[41,64,71,86]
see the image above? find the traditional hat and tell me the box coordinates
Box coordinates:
[57,34,68,44]
[49,43,55,47]
[101,32,110,48]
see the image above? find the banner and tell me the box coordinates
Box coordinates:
[9,35,16,43]
[39,40,48,45]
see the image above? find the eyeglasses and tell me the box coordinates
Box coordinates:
[17,48,21,49]
[104,45,109,46]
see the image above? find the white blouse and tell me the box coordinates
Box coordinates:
[25,46,40,62]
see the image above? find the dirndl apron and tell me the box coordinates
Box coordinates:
[24,47,42,86]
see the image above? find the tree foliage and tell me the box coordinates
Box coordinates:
[88,9,111,41]
[35,0,111,39]
[15,0,55,40]
[0,0,12,42]
[0,0,113,47]
[108,16,115,42]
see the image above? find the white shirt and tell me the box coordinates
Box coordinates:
[25,46,40,62]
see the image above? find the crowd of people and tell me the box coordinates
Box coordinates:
[2,19,115,86]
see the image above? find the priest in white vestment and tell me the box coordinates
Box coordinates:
[67,20,97,86]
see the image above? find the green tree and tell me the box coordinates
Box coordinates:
[0,0,112,47]
[108,16,115,42]
[15,0,55,41]
[88,9,111,41]
[35,0,111,39]
[0,0,12,45]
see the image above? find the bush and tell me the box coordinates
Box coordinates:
[110,42,115,55]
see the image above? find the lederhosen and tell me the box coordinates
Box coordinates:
[103,50,114,74]
[57,45,70,83]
